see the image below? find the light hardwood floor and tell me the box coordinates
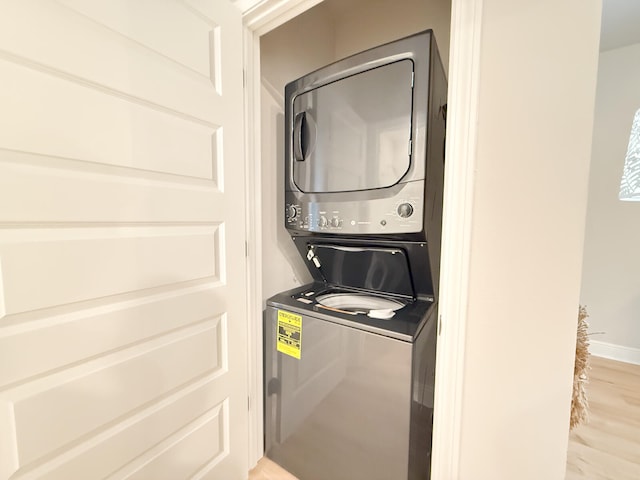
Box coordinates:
[249,457,299,480]
[566,355,640,479]
[249,356,640,480]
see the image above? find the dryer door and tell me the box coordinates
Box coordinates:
[292,59,414,193]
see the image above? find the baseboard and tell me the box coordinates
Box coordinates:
[590,340,640,365]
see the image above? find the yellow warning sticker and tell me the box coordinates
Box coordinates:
[277,310,302,359]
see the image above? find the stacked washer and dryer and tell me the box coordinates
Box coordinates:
[264,30,447,480]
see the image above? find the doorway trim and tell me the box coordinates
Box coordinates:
[429,0,483,477]
[241,1,483,475]
[242,0,326,467]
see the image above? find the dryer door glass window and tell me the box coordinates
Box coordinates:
[292,59,414,193]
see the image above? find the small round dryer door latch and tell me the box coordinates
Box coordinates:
[397,203,414,218]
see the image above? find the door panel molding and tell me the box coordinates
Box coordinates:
[0,1,248,478]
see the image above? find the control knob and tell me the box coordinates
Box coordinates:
[317,216,328,228]
[397,203,414,218]
[286,205,298,221]
[331,217,341,227]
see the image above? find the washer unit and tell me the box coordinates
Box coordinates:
[265,281,437,479]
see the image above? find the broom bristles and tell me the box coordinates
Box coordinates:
[570,305,590,430]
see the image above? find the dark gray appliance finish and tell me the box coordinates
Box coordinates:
[302,243,415,299]
[291,236,436,302]
[284,29,447,298]
[264,286,437,480]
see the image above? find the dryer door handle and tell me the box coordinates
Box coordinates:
[293,111,306,161]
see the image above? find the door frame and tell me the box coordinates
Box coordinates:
[241,1,483,477]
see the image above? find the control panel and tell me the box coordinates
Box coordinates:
[285,181,425,235]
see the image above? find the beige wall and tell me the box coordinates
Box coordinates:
[259,4,336,301]
[580,42,640,360]
[333,0,451,72]
[260,3,336,94]
[456,1,602,478]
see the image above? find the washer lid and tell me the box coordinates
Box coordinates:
[307,244,415,298]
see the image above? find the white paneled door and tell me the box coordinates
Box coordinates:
[0,1,248,479]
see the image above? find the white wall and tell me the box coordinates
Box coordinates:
[580,42,640,362]
[454,1,602,478]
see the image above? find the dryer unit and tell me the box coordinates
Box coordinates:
[284,29,447,297]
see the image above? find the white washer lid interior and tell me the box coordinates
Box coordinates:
[316,293,404,312]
